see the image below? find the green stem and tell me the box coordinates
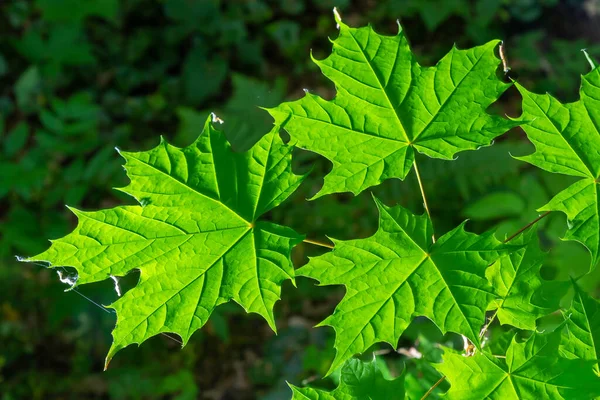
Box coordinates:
[413,157,436,242]
[303,238,334,249]
[421,375,446,400]
[479,309,499,340]
[503,211,551,243]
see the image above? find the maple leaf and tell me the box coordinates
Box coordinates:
[24,117,305,367]
[289,357,405,400]
[560,281,600,375]
[299,198,519,373]
[268,15,518,198]
[436,329,600,399]
[485,228,568,330]
[515,66,600,267]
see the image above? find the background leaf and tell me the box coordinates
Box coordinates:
[290,357,405,400]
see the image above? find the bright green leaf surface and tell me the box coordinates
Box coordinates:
[516,67,600,267]
[289,357,405,400]
[26,117,305,366]
[268,18,518,198]
[486,228,567,330]
[437,329,600,399]
[299,198,518,373]
[560,281,600,375]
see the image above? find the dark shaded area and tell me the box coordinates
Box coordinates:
[1,0,600,398]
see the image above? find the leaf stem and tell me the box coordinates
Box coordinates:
[303,238,334,249]
[421,375,446,400]
[413,157,435,242]
[479,309,499,340]
[503,211,551,243]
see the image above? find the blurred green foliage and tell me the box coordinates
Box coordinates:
[1,0,600,398]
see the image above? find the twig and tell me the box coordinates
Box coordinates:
[421,375,446,400]
[479,310,499,340]
[303,238,334,249]
[503,211,551,243]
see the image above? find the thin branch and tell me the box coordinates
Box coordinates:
[421,375,446,400]
[479,309,499,340]
[503,211,551,243]
[303,238,334,249]
[413,157,435,242]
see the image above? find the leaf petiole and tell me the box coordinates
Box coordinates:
[413,156,436,243]
[303,238,334,249]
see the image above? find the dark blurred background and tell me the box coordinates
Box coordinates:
[2,0,600,398]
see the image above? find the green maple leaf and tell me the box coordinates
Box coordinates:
[515,66,600,267]
[299,198,518,373]
[268,15,518,198]
[24,117,305,367]
[436,329,600,399]
[560,281,600,375]
[485,228,568,330]
[289,357,405,400]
